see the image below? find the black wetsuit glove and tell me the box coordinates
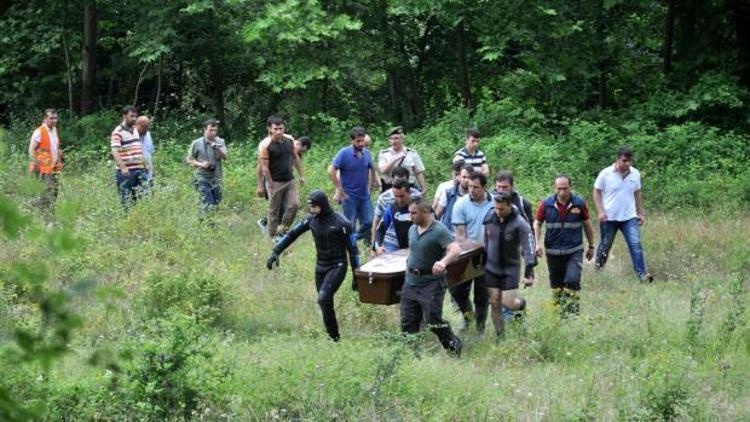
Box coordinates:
[266,252,280,270]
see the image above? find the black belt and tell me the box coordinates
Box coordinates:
[407,266,433,276]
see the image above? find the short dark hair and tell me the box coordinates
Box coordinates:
[349,126,366,139]
[392,166,410,179]
[43,108,58,118]
[204,119,220,129]
[617,146,633,159]
[460,164,474,175]
[470,172,487,187]
[493,191,512,205]
[121,105,138,115]
[392,178,411,191]
[267,115,285,127]
[466,128,480,138]
[495,170,514,186]
[554,174,572,185]
[410,197,431,212]
[297,136,312,150]
[452,159,466,173]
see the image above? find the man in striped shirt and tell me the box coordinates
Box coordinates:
[111,105,148,210]
[453,128,489,177]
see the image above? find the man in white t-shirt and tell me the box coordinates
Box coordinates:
[592,147,652,282]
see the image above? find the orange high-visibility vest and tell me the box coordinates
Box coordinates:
[29,124,63,174]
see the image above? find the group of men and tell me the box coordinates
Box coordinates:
[28,106,230,216]
[25,109,651,356]
[265,125,652,356]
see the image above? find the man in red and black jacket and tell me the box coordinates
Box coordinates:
[533,175,596,317]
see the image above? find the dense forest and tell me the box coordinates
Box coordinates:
[1,1,749,420]
[1,0,749,135]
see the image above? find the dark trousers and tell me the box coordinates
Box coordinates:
[547,250,583,291]
[400,280,460,350]
[315,262,347,341]
[195,179,222,220]
[116,169,148,211]
[34,173,60,211]
[449,275,489,328]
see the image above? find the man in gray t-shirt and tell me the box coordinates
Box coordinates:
[401,199,463,356]
[185,119,227,216]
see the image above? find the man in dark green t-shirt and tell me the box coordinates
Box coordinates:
[401,199,463,356]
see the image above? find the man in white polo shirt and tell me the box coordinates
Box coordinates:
[592,146,652,282]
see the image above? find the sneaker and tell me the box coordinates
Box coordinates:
[257,218,268,235]
[639,273,654,283]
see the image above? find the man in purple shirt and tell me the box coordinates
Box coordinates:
[328,126,378,246]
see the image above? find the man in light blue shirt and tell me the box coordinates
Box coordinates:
[450,172,493,335]
[136,116,154,182]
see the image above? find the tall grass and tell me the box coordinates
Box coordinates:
[0,129,748,420]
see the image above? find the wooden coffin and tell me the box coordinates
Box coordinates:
[445,241,485,287]
[354,249,409,305]
[354,241,485,305]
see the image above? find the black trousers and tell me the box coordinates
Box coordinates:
[315,262,347,341]
[448,275,489,327]
[400,280,459,350]
[547,251,583,291]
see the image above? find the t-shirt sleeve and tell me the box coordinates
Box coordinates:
[534,201,546,221]
[593,170,606,190]
[30,129,42,146]
[374,195,386,218]
[451,200,466,226]
[332,149,344,169]
[633,170,642,191]
[110,131,122,148]
[437,226,454,249]
[412,151,425,173]
[439,191,449,207]
[581,201,590,220]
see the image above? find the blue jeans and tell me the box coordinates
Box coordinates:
[195,179,222,215]
[596,218,648,277]
[115,169,148,211]
[341,196,373,244]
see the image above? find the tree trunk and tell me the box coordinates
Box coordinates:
[663,0,675,74]
[153,57,162,119]
[210,59,227,136]
[596,6,608,109]
[456,20,473,108]
[132,62,150,107]
[61,31,74,119]
[81,1,97,115]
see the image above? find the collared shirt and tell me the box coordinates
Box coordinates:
[594,164,641,221]
[377,147,425,186]
[535,197,590,222]
[187,137,227,184]
[332,145,372,199]
[111,124,145,170]
[140,131,154,172]
[434,180,455,207]
[406,220,453,286]
[451,193,493,242]
[31,124,59,164]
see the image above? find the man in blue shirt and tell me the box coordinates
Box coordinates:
[451,172,493,335]
[328,126,378,246]
[373,179,414,254]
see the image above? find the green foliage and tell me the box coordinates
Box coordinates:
[138,271,227,324]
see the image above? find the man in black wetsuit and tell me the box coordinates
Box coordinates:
[266,190,361,341]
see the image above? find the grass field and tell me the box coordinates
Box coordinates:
[0,147,748,420]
